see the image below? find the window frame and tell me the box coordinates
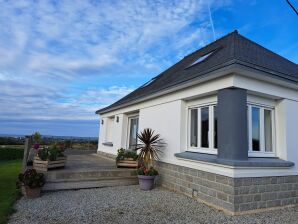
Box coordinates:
[187,103,218,155]
[247,104,276,157]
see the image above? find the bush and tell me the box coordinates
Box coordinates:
[0,148,24,161]
[116,148,138,161]
[37,148,48,161]
[137,166,158,176]
[18,169,45,189]
[37,144,65,161]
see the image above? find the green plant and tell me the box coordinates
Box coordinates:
[37,144,64,161]
[137,166,158,176]
[37,148,48,161]
[116,148,138,161]
[136,128,164,168]
[49,144,64,161]
[18,169,45,189]
[32,132,41,143]
[124,150,138,160]
[116,148,125,161]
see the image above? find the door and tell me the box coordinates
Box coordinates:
[128,116,139,149]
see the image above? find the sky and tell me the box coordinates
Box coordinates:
[0,0,297,137]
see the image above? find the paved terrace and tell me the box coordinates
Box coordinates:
[52,149,117,172]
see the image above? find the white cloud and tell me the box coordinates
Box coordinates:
[0,0,230,128]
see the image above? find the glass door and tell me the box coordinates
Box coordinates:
[128,116,139,149]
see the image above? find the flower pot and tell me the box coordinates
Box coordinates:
[25,186,41,199]
[138,175,156,191]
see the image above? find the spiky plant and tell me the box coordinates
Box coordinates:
[136,128,165,168]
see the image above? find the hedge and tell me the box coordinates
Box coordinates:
[0,148,24,161]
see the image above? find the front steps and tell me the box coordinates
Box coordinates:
[42,169,138,191]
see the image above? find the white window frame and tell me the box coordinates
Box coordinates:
[248,104,276,157]
[126,115,139,150]
[187,103,218,155]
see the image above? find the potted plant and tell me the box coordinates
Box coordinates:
[136,128,165,190]
[32,131,41,150]
[116,148,138,168]
[33,143,67,171]
[18,169,45,199]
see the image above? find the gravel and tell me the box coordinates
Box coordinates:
[9,185,298,224]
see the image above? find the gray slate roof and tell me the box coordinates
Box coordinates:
[97,30,298,114]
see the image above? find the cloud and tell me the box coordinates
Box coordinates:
[0,0,230,136]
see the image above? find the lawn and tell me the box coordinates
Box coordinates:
[0,160,22,224]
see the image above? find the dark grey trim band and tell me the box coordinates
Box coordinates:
[175,152,294,167]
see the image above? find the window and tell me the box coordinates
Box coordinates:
[127,116,139,149]
[185,50,216,69]
[248,105,274,156]
[188,105,217,154]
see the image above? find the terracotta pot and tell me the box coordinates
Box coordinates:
[138,175,156,191]
[25,186,41,199]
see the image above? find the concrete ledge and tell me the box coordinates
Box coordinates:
[175,152,294,168]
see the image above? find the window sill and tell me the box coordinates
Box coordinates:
[175,152,294,168]
[187,148,217,155]
[102,142,113,147]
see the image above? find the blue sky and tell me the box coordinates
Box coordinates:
[0,0,297,137]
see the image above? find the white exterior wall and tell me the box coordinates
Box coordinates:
[139,100,183,161]
[97,72,298,178]
[281,99,298,167]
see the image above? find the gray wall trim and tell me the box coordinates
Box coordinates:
[217,87,248,160]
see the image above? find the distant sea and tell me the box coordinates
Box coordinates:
[0,134,97,140]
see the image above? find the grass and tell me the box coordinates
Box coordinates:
[0,160,22,224]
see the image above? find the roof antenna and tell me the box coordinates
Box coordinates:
[208,1,216,41]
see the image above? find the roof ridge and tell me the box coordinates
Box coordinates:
[185,30,238,59]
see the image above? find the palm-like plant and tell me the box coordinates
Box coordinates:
[136,128,165,168]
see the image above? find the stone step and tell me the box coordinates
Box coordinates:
[42,169,138,191]
[43,177,138,191]
[45,169,137,181]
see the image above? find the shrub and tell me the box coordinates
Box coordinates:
[137,166,159,176]
[18,169,45,189]
[116,148,125,161]
[124,150,138,160]
[0,148,24,161]
[116,148,138,161]
[136,128,165,167]
[37,144,65,161]
[37,148,48,161]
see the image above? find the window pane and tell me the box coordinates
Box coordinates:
[190,109,198,147]
[251,107,260,151]
[264,109,273,152]
[201,107,209,148]
[214,106,218,148]
[129,117,138,149]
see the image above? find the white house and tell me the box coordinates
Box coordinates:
[96,30,298,214]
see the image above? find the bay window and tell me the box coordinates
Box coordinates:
[188,104,217,154]
[248,105,275,156]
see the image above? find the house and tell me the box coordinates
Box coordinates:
[96,30,298,214]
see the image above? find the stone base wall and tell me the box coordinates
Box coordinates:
[156,161,298,215]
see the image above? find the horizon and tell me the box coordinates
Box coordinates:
[0,0,297,137]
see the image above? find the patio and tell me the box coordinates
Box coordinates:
[41,150,138,191]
